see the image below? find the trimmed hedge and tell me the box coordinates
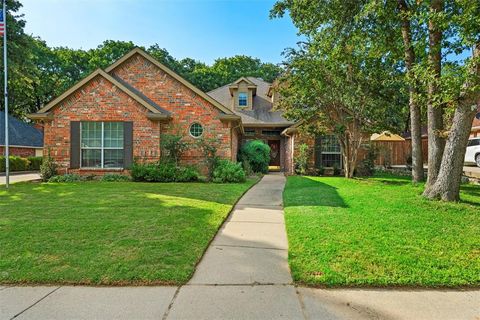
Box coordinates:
[213,160,246,183]
[239,140,270,174]
[131,162,199,182]
[0,156,30,172]
[0,156,43,172]
[27,156,43,170]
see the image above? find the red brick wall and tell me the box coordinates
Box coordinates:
[42,75,161,173]
[110,54,233,166]
[0,146,37,157]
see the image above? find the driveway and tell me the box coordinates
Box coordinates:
[0,173,41,185]
[1,174,479,320]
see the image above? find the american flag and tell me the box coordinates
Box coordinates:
[0,9,4,36]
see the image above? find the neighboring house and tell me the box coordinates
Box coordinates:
[27,48,344,175]
[1,111,43,158]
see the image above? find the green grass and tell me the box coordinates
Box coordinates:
[283,175,480,287]
[0,179,257,285]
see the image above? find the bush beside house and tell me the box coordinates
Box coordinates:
[239,140,270,174]
[0,156,43,172]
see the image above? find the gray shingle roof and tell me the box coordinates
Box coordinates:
[207,77,294,126]
[0,111,43,147]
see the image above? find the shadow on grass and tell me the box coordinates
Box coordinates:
[284,176,348,208]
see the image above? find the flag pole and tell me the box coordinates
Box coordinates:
[3,0,8,189]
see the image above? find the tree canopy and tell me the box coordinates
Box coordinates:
[1,0,282,118]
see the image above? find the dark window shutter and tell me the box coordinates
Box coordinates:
[124,122,134,169]
[70,121,81,169]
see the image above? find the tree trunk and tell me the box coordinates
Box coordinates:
[424,43,480,201]
[423,103,478,201]
[425,0,445,189]
[397,0,424,182]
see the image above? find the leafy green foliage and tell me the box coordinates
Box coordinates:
[0,179,257,285]
[196,138,219,181]
[48,174,83,183]
[0,156,29,172]
[212,160,246,183]
[131,162,199,182]
[283,175,480,287]
[39,152,57,182]
[239,140,271,174]
[160,134,190,166]
[294,143,309,175]
[26,156,42,171]
[101,174,131,182]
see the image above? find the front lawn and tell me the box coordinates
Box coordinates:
[283,175,480,287]
[0,179,257,285]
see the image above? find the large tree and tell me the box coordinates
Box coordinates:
[397,0,425,183]
[271,0,407,178]
[423,0,480,201]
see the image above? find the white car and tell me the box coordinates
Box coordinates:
[465,137,480,167]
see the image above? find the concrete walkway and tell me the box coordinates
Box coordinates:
[0,173,41,185]
[165,173,303,319]
[1,174,479,319]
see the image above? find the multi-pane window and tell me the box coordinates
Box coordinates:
[189,123,204,138]
[244,129,256,136]
[262,130,281,136]
[238,92,248,107]
[81,122,124,168]
[319,135,342,168]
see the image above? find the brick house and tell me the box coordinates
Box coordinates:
[1,111,43,158]
[28,48,342,175]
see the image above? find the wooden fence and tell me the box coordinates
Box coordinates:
[370,138,428,166]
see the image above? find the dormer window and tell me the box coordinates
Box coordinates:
[238,92,248,107]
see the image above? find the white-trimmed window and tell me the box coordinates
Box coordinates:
[189,122,204,138]
[238,92,248,107]
[320,135,342,168]
[81,122,124,168]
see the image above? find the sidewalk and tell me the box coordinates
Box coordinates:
[1,174,479,320]
[165,173,304,319]
[0,173,41,185]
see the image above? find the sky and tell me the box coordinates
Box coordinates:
[19,0,300,65]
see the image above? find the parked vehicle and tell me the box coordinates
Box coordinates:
[464,137,480,167]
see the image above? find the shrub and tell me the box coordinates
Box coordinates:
[101,174,131,182]
[48,174,82,183]
[40,152,57,182]
[160,134,190,165]
[197,138,219,181]
[294,143,309,175]
[131,162,199,182]
[333,163,342,176]
[356,144,377,177]
[213,160,246,183]
[27,156,43,170]
[242,160,253,176]
[0,156,30,172]
[239,140,270,174]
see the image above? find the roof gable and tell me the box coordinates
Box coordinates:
[105,48,235,115]
[31,69,170,119]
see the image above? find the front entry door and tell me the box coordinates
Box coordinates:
[268,140,281,167]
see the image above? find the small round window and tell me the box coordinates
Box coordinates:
[189,123,204,138]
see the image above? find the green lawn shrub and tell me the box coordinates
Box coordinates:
[0,156,31,172]
[213,160,246,183]
[27,156,43,170]
[239,140,270,173]
[131,162,199,182]
[101,173,131,182]
[49,174,83,183]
